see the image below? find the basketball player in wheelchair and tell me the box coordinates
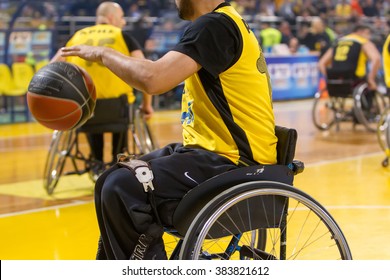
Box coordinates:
[43,2,156,195]
[50,1,154,179]
[314,24,385,132]
[61,0,352,260]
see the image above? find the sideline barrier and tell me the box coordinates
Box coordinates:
[265,54,319,101]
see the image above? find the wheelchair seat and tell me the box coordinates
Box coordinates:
[77,94,129,134]
[325,69,356,98]
[171,125,299,237]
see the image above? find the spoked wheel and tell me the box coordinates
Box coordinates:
[43,130,75,195]
[312,90,336,130]
[377,107,390,167]
[179,181,352,260]
[132,109,158,155]
[354,84,386,132]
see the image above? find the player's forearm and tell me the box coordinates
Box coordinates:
[100,47,161,94]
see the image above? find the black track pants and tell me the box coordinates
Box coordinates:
[95,143,238,259]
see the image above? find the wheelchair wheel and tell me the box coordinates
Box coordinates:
[377,108,390,167]
[132,109,158,155]
[377,108,390,151]
[43,130,75,195]
[312,90,336,130]
[179,181,352,260]
[353,84,386,132]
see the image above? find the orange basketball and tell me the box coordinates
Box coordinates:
[27,61,96,131]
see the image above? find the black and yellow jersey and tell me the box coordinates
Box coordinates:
[65,24,141,103]
[331,33,369,78]
[383,34,390,89]
[173,3,277,165]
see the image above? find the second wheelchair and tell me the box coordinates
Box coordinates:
[312,74,386,132]
[43,96,158,195]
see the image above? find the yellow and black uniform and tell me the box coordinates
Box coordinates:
[174,3,277,166]
[65,24,140,103]
[330,33,369,79]
[95,2,277,260]
[382,34,390,91]
[65,24,141,164]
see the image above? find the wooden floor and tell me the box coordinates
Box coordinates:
[1,98,390,260]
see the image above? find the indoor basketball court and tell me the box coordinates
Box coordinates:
[1,99,389,260]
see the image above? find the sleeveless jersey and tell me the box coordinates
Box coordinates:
[382,34,390,88]
[65,24,137,103]
[331,33,368,78]
[175,4,277,165]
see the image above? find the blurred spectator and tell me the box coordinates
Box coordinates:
[301,0,319,17]
[259,21,282,52]
[362,0,380,17]
[350,0,364,17]
[276,0,296,24]
[127,2,143,19]
[278,20,299,52]
[317,0,335,18]
[371,16,389,51]
[131,15,153,49]
[258,0,275,16]
[335,0,353,34]
[299,17,332,57]
[335,0,352,19]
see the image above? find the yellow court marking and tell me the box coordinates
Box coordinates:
[0,152,390,259]
[0,174,94,200]
[0,121,52,138]
[0,202,99,260]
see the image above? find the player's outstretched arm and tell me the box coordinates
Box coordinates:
[61,45,200,95]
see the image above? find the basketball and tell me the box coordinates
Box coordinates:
[27,61,96,131]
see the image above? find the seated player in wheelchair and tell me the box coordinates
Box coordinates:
[318,24,381,106]
[51,2,153,178]
[61,0,278,260]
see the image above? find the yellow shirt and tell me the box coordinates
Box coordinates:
[383,35,390,88]
[178,4,277,165]
[65,24,136,103]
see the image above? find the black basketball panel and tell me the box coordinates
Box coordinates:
[28,62,91,107]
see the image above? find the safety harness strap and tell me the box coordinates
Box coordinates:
[116,154,162,225]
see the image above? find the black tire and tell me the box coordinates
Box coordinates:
[179,181,352,260]
[43,130,75,195]
[312,90,336,130]
[354,84,386,132]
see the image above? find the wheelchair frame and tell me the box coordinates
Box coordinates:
[377,107,390,167]
[312,78,386,132]
[160,126,352,260]
[43,107,158,195]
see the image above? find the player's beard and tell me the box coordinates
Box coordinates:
[176,0,194,20]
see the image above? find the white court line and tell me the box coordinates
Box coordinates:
[0,200,92,219]
[0,151,386,219]
[304,151,385,167]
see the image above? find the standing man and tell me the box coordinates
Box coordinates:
[52,1,153,176]
[61,0,277,260]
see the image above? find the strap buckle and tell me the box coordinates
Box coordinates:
[117,154,154,192]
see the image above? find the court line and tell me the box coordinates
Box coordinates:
[304,151,385,167]
[0,199,93,218]
[1,151,387,218]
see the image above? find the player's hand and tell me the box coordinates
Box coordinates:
[60,45,104,63]
[140,103,154,120]
[367,78,377,91]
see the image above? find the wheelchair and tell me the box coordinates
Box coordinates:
[160,125,352,260]
[43,95,158,195]
[312,71,386,132]
[377,106,390,167]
